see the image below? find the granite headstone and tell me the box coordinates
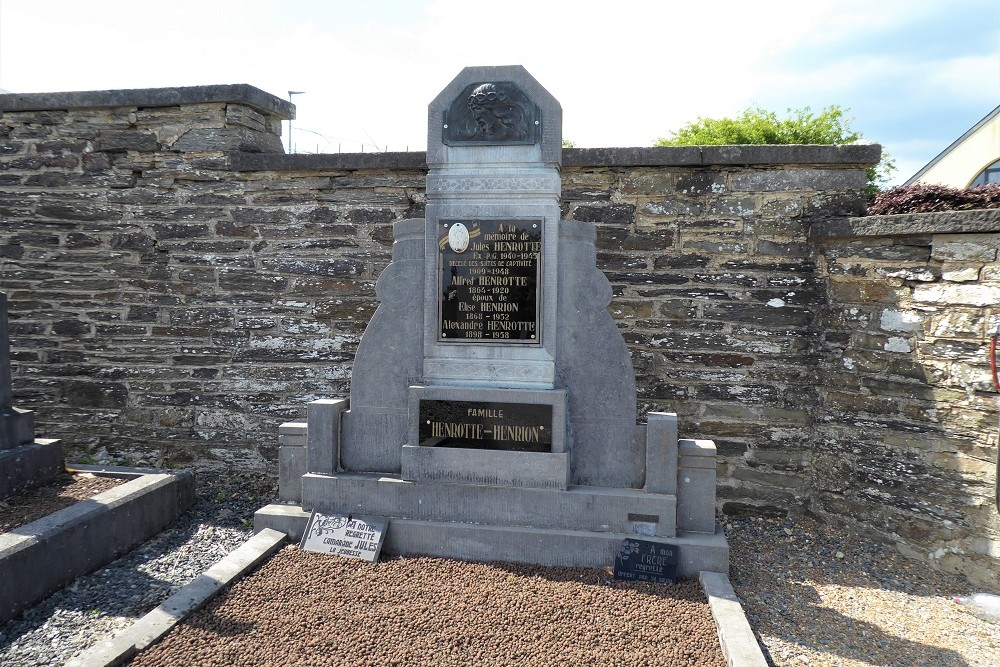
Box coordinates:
[261,66,727,577]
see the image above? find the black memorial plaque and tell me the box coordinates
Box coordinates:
[419,399,552,452]
[614,538,678,584]
[438,219,541,343]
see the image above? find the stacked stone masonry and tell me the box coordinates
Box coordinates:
[811,211,1000,589]
[0,87,996,587]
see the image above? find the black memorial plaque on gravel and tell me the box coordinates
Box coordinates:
[614,538,677,584]
[419,399,552,452]
[438,219,541,344]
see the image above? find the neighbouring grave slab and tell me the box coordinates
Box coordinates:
[0,439,63,500]
[0,467,196,624]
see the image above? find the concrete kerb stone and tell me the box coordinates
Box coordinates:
[66,528,287,667]
[67,462,182,479]
[254,503,311,540]
[700,571,769,667]
[0,467,195,625]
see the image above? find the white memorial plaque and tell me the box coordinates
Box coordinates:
[300,512,388,562]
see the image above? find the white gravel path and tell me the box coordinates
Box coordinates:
[727,515,1000,667]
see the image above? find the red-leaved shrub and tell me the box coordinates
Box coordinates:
[867,183,1000,216]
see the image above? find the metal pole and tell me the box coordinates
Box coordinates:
[287,91,305,154]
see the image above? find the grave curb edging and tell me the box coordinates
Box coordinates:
[700,570,770,667]
[0,467,195,625]
[65,527,287,667]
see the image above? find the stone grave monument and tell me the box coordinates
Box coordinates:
[0,292,63,498]
[257,66,728,575]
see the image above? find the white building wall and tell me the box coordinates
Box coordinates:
[911,111,1000,187]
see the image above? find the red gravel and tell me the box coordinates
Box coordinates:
[0,473,126,533]
[131,546,726,667]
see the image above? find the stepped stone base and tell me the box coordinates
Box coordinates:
[271,412,728,574]
[257,468,728,575]
[300,472,680,537]
[255,502,728,577]
[0,438,63,500]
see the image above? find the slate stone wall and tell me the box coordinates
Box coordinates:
[810,211,1000,588]
[559,159,865,516]
[0,87,996,585]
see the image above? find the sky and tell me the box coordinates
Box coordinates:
[1,0,998,185]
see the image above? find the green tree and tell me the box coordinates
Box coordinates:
[655,105,893,194]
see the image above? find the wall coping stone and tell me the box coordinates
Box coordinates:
[230,151,428,171]
[811,208,1000,239]
[0,84,294,119]
[565,144,882,167]
[228,144,882,172]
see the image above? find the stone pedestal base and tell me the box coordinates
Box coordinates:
[255,500,728,577]
[271,408,729,574]
[303,472,679,536]
[256,469,728,575]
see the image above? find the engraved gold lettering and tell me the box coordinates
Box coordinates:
[479,302,519,312]
[430,421,485,439]
[440,221,539,340]
[467,408,504,418]
[492,424,542,443]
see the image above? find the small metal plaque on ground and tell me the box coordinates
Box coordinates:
[614,538,677,584]
[300,512,388,563]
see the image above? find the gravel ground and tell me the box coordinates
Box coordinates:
[726,514,1000,667]
[0,470,275,667]
[3,470,999,666]
[130,548,726,667]
[0,473,125,533]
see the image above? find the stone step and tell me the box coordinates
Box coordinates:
[254,503,728,577]
[298,471,680,537]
